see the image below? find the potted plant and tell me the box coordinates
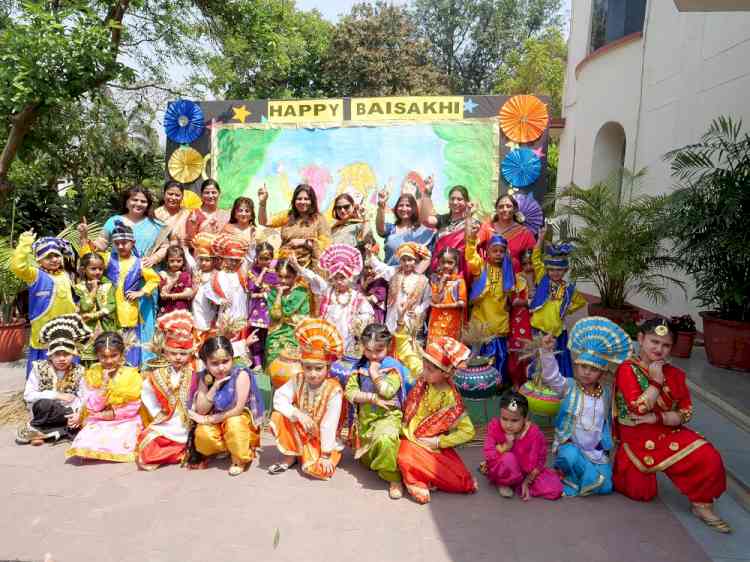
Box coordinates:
[554,169,685,326]
[669,315,697,358]
[664,116,750,371]
[0,238,28,362]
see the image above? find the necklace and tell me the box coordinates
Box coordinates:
[575,382,602,431]
[299,381,323,416]
[333,289,352,306]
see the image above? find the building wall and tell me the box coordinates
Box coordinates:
[558,0,750,323]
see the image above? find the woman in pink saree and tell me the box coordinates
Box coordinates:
[420,184,472,283]
[477,193,536,274]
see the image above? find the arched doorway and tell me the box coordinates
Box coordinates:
[591,121,626,198]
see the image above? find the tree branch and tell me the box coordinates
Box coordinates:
[106,82,185,96]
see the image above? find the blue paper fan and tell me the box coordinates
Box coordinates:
[164,100,205,144]
[568,316,633,370]
[502,147,542,188]
[512,191,544,235]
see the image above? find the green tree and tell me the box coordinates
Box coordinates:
[494,27,566,116]
[193,0,334,99]
[413,0,562,93]
[321,2,448,97]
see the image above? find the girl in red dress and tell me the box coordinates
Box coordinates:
[507,249,535,388]
[614,318,731,533]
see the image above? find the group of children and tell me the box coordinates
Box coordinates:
[9,185,731,532]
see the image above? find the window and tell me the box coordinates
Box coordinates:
[589,0,647,53]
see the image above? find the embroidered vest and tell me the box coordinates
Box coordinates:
[34,361,83,394]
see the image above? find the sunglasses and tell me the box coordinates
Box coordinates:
[335,204,352,211]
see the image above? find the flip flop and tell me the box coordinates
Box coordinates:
[268,460,297,475]
[691,507,732,534]
[228,463,247,477]
[389,483,404,500]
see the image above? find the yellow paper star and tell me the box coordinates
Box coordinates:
[505,141,520,150]
[232,105,251,123]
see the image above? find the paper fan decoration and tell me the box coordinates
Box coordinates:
[181,189,202,210]
[502,148,542,187]
[568,316,633,371]
[168,146,204,183]
[319,243,363,278]
[512,191,544,235]
[164,99,205,144]
[499,95,549,143]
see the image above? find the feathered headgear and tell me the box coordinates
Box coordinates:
[319,243,363,278]
[568,316,633,371]
[39,314,91,356]
[295,318,344,364]
[421,336,471,373]
[32,237,74,261]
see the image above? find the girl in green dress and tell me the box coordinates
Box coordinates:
[74,253,117,364]
[264,259,310,367]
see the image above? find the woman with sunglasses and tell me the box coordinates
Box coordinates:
[330,191,375,255]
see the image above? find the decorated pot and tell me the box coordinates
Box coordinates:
[454,357,502,399]
[520,381,561,417]
[267,348,303,389]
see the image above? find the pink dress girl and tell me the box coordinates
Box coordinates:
[483,416,563,500]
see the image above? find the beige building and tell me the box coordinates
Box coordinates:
[557,0,750,322]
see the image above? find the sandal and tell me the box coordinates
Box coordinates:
[15,425,45,446]
[498,485,514,498]
[228,463,247,477]
[388,482,404,500]
[691,506,732,534]
[268,460,297,475]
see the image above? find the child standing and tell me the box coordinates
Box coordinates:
[368,242,431,379]
[428,247,467,342]
[398,336,477,504]
[483,390,563,500]
[539,316,632,497]
[247,242,277,369]
[465,217,516,381]
[530,226,587,378]
[345,323,412,499]
[158,246,194,315]
[190,232,218,339]
[136,310,197,470]
[73,252,117,365]
[66,332,144,463]
[11,230,77,375]
[17,315,91,445]
[359,261,388,325]
[507,249,536,388]
[78,221,160,367]
[264,259,311,367]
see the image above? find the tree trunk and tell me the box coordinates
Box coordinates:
[0,104,42,195]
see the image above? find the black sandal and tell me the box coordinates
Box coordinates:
[268,460,297,475]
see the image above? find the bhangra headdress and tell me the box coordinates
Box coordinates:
[319,243,363,278]
[192,232,217,258]
[395,242,431,262]
[32,237,74,261]
[39,314,91,356]
[211,233,248,260]
[544,243,574,269]
[421,336,471,373]
[157,310,197,352]
[568,316,632,371]
[295,318,344,364]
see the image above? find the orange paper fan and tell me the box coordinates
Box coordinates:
[499,95,549,143]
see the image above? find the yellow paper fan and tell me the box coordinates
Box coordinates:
[499,95,549,143]
[168,146,203,183]
[182,189,202,210]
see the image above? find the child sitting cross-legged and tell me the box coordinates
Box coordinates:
[483,390,563,501]
[539,316,632,497]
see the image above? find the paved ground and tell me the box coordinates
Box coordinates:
[1,352,748,562]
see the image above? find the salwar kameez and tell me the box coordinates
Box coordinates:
[264,285,310,367]
[73,281,117,363]
[427,273,466,342]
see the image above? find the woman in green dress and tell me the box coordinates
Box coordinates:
[264,259,311,367]
[74,253,117,363]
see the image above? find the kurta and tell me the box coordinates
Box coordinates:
[270,374,347,480]
[11,233,77,373]
[428,273,467,342]
[73,281,118,362]
[136,365,193,469]
[204,270,249,357]
[66,364,143,463]
[398,381,477,496]
[345,358,408,483]
[266,212,331,269]
[483,418,563,500]
[264,285,310,367]
[192,271,217,334]
[540,352,613,497]
[613,359,726,503]
[300,268,375,358]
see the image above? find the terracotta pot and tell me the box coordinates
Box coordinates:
[670,331,696,359]
[0,320,28,363]
[266,349,303,389]
[587,303,638,326]
[700,311,750,372]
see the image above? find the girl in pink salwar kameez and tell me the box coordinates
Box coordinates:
[483,391,562,501]
[66,332,143,463]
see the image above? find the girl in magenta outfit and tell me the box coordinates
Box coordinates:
[359,261,388,324]
[159,246,194,315]
[247,242,278,368]
[483,390,563,501]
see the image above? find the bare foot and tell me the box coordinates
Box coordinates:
[389,481,404,500]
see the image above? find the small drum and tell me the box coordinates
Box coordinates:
[454,358,502,399]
